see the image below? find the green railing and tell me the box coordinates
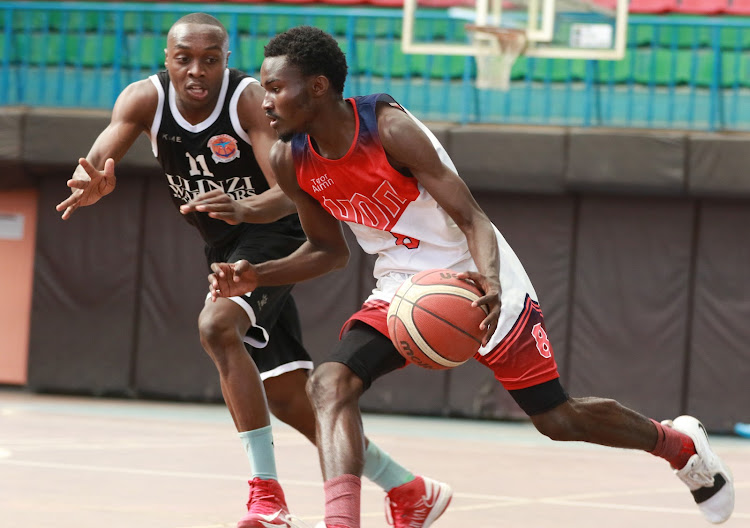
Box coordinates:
[1,1,749,130]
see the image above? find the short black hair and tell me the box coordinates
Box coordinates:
[264,26,347,95]
[170,13,228,45]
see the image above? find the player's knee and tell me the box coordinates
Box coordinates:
[197,309,238,357]
[532,412,580,441]
[306,363,361,413]
[266,372,307,415]
[530,398,580,441]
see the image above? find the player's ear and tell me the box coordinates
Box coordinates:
[163,48,168,68]
[225,50,231,68]
[310,75,330,97]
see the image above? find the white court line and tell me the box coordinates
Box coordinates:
[173,496,750,528]
[5,457,748,525]
[2,457,747,494]
[542,499,750,519]
[0,459,249,481]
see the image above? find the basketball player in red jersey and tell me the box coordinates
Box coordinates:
[55,14,448,528]
[208,26,734,528]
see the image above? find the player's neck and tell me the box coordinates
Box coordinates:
[175,97,219,126]
[308,99,356,160]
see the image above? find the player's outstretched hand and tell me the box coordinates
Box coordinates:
[181,189,244,225]
[208,260,258,301]
[56,158,116,220]
[458,270,501,346]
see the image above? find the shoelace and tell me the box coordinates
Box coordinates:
[684,458,716,488]
[385,496,429,528]
[247,482,281,510]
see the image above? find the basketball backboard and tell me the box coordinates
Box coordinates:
[401,0,628,60]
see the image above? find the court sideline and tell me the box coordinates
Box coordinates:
[1,388,747,528]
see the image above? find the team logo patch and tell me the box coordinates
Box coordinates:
[208,134,240,163]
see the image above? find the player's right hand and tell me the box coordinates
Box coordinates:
[56,157,116,220]
[208,260,259,301]
[180,189,244,225]
[458,270,501,346]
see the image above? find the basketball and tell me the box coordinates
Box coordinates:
[387,268,488,370]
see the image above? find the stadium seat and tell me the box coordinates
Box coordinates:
[590,0,617,9]
[673,0,727,14]
[725,0,750,13]
[628,0,678,13]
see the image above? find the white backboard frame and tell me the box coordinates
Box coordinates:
[401,0,629,60]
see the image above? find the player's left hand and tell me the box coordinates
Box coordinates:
[208,260,258,301]
[458,270,501,346]
[181,189,244,225]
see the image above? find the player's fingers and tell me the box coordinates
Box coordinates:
[195,202,231,212]
[184,193,231,213]
[209,262,227,278]
[207,272,225,295]
[60,204,77,220]
[56,189,82,211]
[233,260,251,274]
[457,271,491,294]
[191,193,231,209]
[208,277,220,302]
[207,212,240,225]
[67,178,89,189]
[480,311,499,330]
[56,196,73,212]
[103,158,115,174]
[480,313,500,346]
[471,291,499,310]
[191,189,226,202]
[456,270,478,282]
[78,158,100,178]
[231,260,251,282]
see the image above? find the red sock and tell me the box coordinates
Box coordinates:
[649,419,696,469]
[324,474,361,528]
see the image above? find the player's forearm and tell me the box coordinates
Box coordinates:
[237,187,296,224]
[84,122,142,169]
[253,242,349,286]
[464,219,500,280]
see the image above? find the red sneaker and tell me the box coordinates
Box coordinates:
[238,477,304,528]
[386,476,452,528]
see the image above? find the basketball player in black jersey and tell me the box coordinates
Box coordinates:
[55,13,449,528]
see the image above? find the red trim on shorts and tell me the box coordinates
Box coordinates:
[341,296,560,392]
[483,296,535,364]
[474,295,561,391]
[340,300,390,339]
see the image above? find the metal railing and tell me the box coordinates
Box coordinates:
[1,1,749,130]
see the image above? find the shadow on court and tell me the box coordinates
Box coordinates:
[1,389,747,528]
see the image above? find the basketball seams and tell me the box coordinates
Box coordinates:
[392,282,476,368]
[401,308,465,367]
[402,283,479,302]
[393,290,463,368]
[387,268,486,370]
[410,302,483,346]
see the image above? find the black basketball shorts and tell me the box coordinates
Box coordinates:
[204,220,312,379]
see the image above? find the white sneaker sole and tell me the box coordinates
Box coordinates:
[422,479,453,527]
[672,415,735,524]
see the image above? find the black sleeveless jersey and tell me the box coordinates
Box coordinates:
[149,68,282,246]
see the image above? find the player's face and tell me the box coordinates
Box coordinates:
[165,23,228,113]
[260,56,313,143]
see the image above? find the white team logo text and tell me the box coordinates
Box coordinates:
[165,174,257,203]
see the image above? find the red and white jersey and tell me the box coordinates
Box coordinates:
[290,94,537,351]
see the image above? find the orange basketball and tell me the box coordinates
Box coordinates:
[387,268,488,370]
